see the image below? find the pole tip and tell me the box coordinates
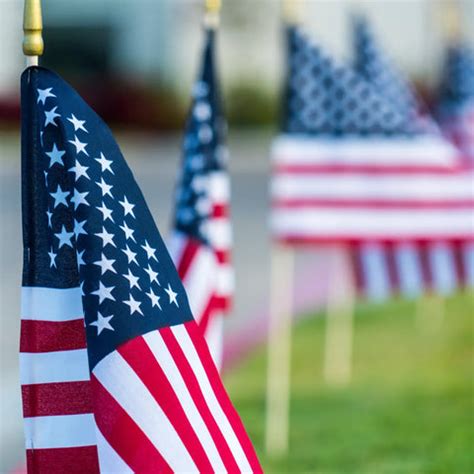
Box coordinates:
[204,0,221,28]
[23,0,44,58]
[282,0,301,25]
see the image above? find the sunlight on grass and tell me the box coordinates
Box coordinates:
[225,292,473,474]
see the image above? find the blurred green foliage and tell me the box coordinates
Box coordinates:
[225,292,474,473]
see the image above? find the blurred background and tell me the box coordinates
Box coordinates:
[1,0,473,472]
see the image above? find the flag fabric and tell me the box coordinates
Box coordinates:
[436,42,474,163]
[20,66,261,473]
[273,26,474,299]
[168,28,233,370]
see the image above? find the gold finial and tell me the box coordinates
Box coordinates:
[282,0,301,25]
[441,0,461,42]
[204,0,221,28]
[23,0,44,65]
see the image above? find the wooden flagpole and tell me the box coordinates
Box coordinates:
[23,0,43,67]
[323,244,355,387]
[265,244,295,457]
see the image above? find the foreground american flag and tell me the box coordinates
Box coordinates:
[20,66,261,473]
[169,27,233,370]
[274,26,474,299]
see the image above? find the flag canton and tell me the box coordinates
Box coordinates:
[439,44,474,106]
[283,26,419,136]
[174,30,228,245]
[22,67,193,369]
[352,15,419,118]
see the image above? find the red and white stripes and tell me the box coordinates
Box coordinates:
[20,286,100,473]
[92,321,261,473]
[271,135,474,244]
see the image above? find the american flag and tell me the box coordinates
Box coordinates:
[436,42,474,163]
[20,66,261,473]
[273,26,474,300]
[168,28,233,370]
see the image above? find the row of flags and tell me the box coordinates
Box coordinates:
[273,16,474,301]
[19,20,260,473]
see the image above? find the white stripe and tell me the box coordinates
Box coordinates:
[143,332,227,473]
[20,349,90,385]
[208,218,232,250]
[395,243,424,297]
[216,264,234,296]
[272,208,474,239]
[272,135,459,166]
[429,243,458,295]
[21,287,83,322]
[463,243,474,287]
[183,246,217,324]
[93,350,197,472]
[24,414,96,449]
[167,232,187,268]
[359,244,391,302]
[272,173,474,201]
[209,171,230,203]
[96,426,133,473]
[171,325,253,473]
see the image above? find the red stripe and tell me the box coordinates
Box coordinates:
[454,242,467,286]
[215,249,230,265]
[26,446,99,474]
[212,203,229,218]
[350,247,364,294]
[275,235,474,246]
[419,243,433,291]
[159,326,241,473]
[91,375,172,474]
[20,319,86,353]
[274,163,468,174]
[118,336,214,473]
[177,239,200,280]
[272,199,474,209]
[185,321,263,473]
[386,244,400,294]
[22,381,93,417]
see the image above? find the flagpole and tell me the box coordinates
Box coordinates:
[23,0,44,67]
[204,0,221,29]
[282,0,302,24]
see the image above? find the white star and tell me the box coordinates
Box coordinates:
[142,240,158,261]
[67,114,88,133]
[37,87,56,105]
[97,202,114,222]
[71,189,89,210]
[123,269,141,290]
[194,101,211,121]
[193,81,209,99]
[144,264,159,285]
[46,210,53,227]
[93,254,116,275]
[48,247,57,268]
[76,249,85,266]
[146,288,162,310]
[50,185,69,208]
[124,295,143,316]
[68,161,89,181]
[96,177,113,198]
[164,283,178,307]
[119,196,135,218]
[54,225,74,249]
[68,135,89,156]
[92,282,115,303]
[44,106,60,127]
[122,245,138,265]
[45,143,66,167]
[95,227,116,247]
[198,124,213,144]
[74,219,87,236]
[95,152,114,174]
[119,221,136,242]
[90,312,114,335]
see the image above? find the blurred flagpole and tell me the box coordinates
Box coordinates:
[204,0,221,28]
[23,0,43,67]
[265,0,302,458]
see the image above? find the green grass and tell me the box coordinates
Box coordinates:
[224,292,474,474]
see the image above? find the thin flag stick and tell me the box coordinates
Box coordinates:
[323,244,355,387]
[204,0,221,28]
[23,0,43,67]
[265,244,295,457]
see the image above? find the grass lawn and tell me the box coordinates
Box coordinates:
[224,292,474,474]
